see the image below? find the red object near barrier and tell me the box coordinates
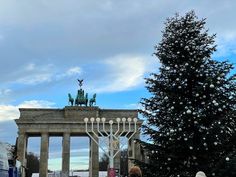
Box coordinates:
[108,168,116,177]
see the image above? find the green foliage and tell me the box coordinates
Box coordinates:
[99,153,109,171]
[26,152,39,177]
[137,11,236,177]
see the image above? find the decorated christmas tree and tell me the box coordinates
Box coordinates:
[137,11,236,177]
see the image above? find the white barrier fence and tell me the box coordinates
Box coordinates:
[32,171,108,177]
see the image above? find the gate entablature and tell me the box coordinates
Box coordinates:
[15,106,140,134]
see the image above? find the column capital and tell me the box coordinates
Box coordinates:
[41,132,49,135]
[18,130,26,136]
[63,132,71,136]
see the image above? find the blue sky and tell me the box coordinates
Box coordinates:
[0,0,236,171]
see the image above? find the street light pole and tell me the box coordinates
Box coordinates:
[84,117,137,177]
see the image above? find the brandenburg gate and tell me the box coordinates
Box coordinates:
[15,81,142,177]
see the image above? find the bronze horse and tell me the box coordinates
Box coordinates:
[68,93,74,106]
[89,93,96,106]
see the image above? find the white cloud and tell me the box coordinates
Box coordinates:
[220,32,236,42]
[15,63,82,85]
[56,66,82,79]
[15,63,55,85]
[0,105,19,122]
[18,100,55,108]
[0,100,55,122]
[65,67,82,76]
[93,54,159,93]
[124,103,141,109]
[70,148,89,154]
[25,63,36,71]
[0,89,11,96]
[17,73,52,85]
[214,34,236,58]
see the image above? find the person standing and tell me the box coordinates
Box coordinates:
[129,166,142,177]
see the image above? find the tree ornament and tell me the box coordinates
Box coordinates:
[210,84,214,88]
[214,102,219,106]
[187,109,192,114]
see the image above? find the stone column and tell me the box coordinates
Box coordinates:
[62,132,70,177]
[89,133,99,177]
[39,132,49,177]
[128,132,141,170]
[17,132,27,177]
